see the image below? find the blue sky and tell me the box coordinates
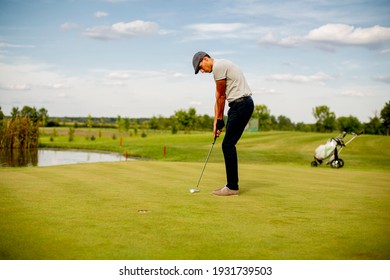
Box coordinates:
[0,0,389,123]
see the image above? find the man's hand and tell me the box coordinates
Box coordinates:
[214,119,225,137]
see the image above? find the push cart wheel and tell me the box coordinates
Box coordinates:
[330,160,339,168]
[311,161,318,167]
[331,159,344,168]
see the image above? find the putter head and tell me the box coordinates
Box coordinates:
[189,188,199,193]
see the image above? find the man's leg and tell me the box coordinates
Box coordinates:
[222,99,254,190]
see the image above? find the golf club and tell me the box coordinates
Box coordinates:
[190,135,218,193]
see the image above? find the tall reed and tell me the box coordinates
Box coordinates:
[0,116,39,150]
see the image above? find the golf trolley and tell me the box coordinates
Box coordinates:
[311,131,362,168]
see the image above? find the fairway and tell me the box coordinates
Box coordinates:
[1,158,389,259]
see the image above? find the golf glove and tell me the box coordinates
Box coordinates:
[216,119,225,130]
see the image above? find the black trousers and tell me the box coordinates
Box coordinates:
[222,96,254,190]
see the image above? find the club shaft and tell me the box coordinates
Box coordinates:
[195,136,217,189]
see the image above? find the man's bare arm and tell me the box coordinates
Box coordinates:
[214,79,226,136]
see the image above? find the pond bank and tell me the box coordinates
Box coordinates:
[0,148,130,167]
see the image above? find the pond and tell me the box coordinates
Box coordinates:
[0,148,126,167]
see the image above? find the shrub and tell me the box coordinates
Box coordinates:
[68,127,75,142]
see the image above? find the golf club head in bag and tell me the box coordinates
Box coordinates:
[189,135,218,194]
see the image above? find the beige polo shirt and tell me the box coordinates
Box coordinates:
[213,59,252,103]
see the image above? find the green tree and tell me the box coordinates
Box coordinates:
[174,107,198,132]
[380,101,390,136]
[123,118,130,132]
[87,114,93,130]
[149,116,159,130]
[277,115,294,131]
[198,114,213,130]
[11,107,20,119]
[132,118,138,135]
[38,108,48,126]
[337,115,361,133]
[100,117,105,128]
[252,104,271,131]
[312,105,336,132]
[68,127,75,142]
[364,114,383,135]
[21,106,39,123]
[0,107,5,140]
[296,122,314,132]
[0,106,4,122]
[117,115,123,132]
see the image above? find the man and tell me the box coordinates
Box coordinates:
[192,51,254,196]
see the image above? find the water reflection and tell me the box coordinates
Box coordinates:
[0,149,38,167]
[0,148,123,167]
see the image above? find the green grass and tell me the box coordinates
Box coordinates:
[1,131,389,259]
[40,129,390,169]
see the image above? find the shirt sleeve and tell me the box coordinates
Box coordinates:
[213,60,228,81]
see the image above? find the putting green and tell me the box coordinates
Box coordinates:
[1,160,389,259]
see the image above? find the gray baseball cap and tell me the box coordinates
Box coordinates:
[192,51,209,74]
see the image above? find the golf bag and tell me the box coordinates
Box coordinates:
[311,131,362,168]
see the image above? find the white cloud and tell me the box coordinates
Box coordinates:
[306,24,390,48]
[258,32,303,48]
[378,49,390,55]
[45,83,70,89]
[258,24,390,50]
[172,72,185,78]
[83,20,160,40]
[0,61,75,94]
[184,23,253,40]
[189,101,202,106]
[60,22,79,30]
[340,90,371,97]
[0,84,31,91]
[256,88,278,95]
[188,23,247,33]
[373,75,390,84]
[209,50,236,56]
[94,11,109,18]
[158,29,177,35]
[107,71,130,79]
[0,41,35,49]
[265,72,333,84]
[104,70,169,80]
[104,0,127,2]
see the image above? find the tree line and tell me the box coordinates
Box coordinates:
[1,101,389,137]
[253,103,390,135]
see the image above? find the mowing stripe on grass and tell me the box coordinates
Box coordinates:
[1,161,389,259]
